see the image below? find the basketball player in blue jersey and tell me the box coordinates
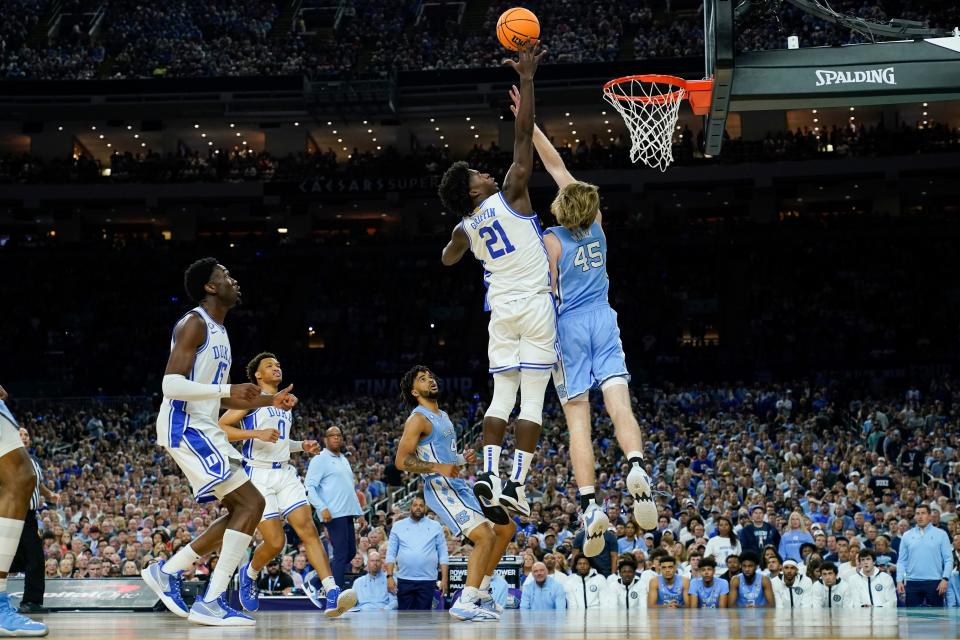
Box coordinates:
[438,42,552,522]
[218,352,356,618]
[688,556,730,608]
[143,258,297,627]
[647,556,691,608]
[507,87,657,554]
[0,386,47,637]
[729,551,774,608]
[396,366,517,622]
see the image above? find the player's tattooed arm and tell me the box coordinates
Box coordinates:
[401,454,437,475]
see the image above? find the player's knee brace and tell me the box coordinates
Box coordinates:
[518,367,551,424]
[485,370,520,421]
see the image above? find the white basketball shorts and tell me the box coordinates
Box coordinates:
[488,292,558,373]
[163,415,248,504]
[244,462,310,521]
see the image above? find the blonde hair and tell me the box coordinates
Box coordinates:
[550,181,599,231]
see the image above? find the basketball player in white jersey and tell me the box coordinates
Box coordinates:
[0,385,46,637]
[396,366,516,621]
[144,258,296,627]
[438,42,551,521]
[506,87,657,554]
[218,352,357,617]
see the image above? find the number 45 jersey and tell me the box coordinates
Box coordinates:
[460,192,556,373]
[544,220,630,404]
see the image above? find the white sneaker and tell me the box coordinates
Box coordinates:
[499,480,530,518]
[627,464,658,530]
[581,503,610,558]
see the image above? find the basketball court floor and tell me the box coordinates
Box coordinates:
[33,609,960,639]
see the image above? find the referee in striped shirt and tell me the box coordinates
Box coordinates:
[11,427,57,614]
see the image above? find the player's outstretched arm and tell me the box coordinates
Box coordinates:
[508,85,575,190]
[441,224,469,266]
[501,41,545,214]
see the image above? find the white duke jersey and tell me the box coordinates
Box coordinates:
[239,406,295,464]
[156,305,233,449]
[459,191,550,310]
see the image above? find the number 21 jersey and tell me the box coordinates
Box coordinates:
[459,191,549,311]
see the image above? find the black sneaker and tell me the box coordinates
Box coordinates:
[472,471,510,525]
[17,602,49,614]
[499,480,531,517]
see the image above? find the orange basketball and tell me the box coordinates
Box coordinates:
[496,7,540,51]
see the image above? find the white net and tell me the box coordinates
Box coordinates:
[604,77,685,172]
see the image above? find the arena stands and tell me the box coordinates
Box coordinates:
[2,0,958,79]
[12,379,959,596]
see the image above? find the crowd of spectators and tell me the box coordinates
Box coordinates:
[1,121,957,185]
[7,377,960,608]
[1,0,958,80]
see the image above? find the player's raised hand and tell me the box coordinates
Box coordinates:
[435,463,462,478]
[462,448,478,464]
[271,384,297,409]
[0,385,6,401]
[256,428,281,443]
[231,383,261,402]
[503,40,546,79]
[509,84,521,116]
[302,440,320,454]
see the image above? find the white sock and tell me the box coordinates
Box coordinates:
[510,449,534,484]
[0,517,25,583]
[162,543,200,575]
[246,561,258,579]
[322,576,337,592]
[483,445,501,474]
[480,575,492,592]
[628,451,644,465]
[461,586,480,603]
[203,529,252,602]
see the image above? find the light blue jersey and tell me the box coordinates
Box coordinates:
[735,574,768,607]
[412,406,486,537]
[656,574,686,606]
[546,221,609,316]
[546,220,630,403]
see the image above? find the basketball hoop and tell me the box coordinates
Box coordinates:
[603,75,713,172]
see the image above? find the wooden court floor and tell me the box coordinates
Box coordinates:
[34,608,960,639]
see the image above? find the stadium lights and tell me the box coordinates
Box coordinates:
[435,127,440,131]
[474,134,479,138]
[242,141,247,145]
[140,142,146,147]
[440,135,445,140]
[607,129,612,133]
[126,125,132,130]
[470,125,475,130]
[58,126,63,131]
[201,133,207,138]
[430,118,435,122]
[465,117,471,121]
[812,109,817,114]
[208,141,213,146]
[277,228,288,234]
[565,112,570,116]
[367,129,372,133]
[343,147,347,151]
[363,120,368,124]
[98,134,104,139]
[338,138,343,142]
[230,123,236,127]
[332,130,337,134]
[377,146,381,150]
[571,130,576,135]
[813,118,818,123]
[134,134,139,138]
[850,107,855,111]
[923,111,928,116]
[601,111,606,115]
[568,122,573,126]
[194,124,199,128]
[294,122,300,126]
[372,138,377,142]
[236,132,241,137]
[91,126,96,130]
[106,143,112,148]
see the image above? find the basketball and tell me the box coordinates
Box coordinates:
[496,7,540,51]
